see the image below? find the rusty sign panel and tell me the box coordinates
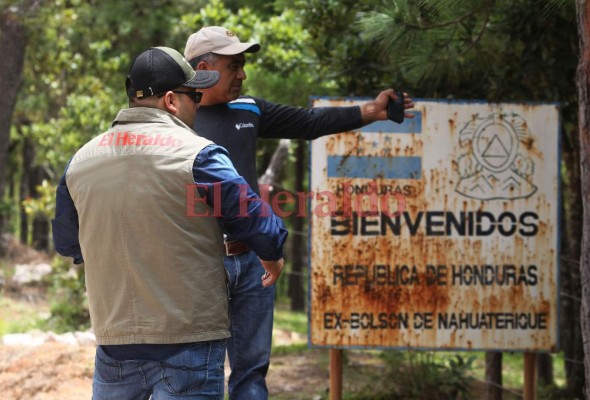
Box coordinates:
[309,98,560,351]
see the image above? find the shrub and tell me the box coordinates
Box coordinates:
[45,255,90,333]
[348,351,475,399]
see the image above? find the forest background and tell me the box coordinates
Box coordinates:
[0,0,584,399]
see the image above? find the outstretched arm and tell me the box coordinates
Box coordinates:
[257,88,415,141]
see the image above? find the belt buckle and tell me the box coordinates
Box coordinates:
[224,240,247,257]
[224,241,232,256]
[225,240,238,257]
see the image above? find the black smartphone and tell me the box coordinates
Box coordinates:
[387,90,405,124]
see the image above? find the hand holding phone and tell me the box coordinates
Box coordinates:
[387,90,405,124]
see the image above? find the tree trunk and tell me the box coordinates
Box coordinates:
[21,137,50,250]
[0,9,28,254]
[562,125,585,398]
[258,139,291,188]
[485,352,502,400]
[20,137,31,244]
[289,141,306,311]
[575,1,590,397]
[537,353,553,387]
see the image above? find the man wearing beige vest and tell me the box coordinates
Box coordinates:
[52,46,287,400]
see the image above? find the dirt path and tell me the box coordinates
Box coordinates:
[0,341,337,400]
[0,343,94,400]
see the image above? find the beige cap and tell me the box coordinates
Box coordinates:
[184,26,261,62]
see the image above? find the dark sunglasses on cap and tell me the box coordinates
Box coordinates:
[171,90,203,104]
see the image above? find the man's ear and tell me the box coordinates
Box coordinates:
[196,60,210,71]
[161,91,180,114]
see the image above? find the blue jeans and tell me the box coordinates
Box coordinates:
[225,250,275,400]
[92,340,226,400]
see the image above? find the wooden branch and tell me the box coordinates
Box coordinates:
[258,138,292,189]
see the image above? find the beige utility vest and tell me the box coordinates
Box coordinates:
[66,108,229,345]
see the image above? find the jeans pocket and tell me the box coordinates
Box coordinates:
[94,351,123,383]
[160,340,225,395]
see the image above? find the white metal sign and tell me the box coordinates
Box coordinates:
[309,98,560,351]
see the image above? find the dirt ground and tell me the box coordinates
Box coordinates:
[0,336,376,400]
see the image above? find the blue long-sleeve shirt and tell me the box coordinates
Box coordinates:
[194,97,363,195]
[52,144,287,264]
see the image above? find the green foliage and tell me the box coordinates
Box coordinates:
[22,180,56,219]
[349,351,475,399]
[172,0,260,51]
[0,263,49,337]
[468,351,565,389]
[223,0,276,17]
[293,0,395,96]
[45,256,90,333]
[24,91,121,169]
[274,304,308,334]
[12,0,215,172]
[0,296,47,336]
[358,0,577,103]
[272,342,308,356]
[15,3,137,171]
[538,383,573,400]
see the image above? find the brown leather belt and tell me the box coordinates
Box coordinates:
[224,240,250,256]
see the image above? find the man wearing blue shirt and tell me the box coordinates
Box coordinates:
[52,46,287,400]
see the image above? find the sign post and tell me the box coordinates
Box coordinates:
[309,98,560,394]
[329,349,343,400]
[524,352,537,400]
